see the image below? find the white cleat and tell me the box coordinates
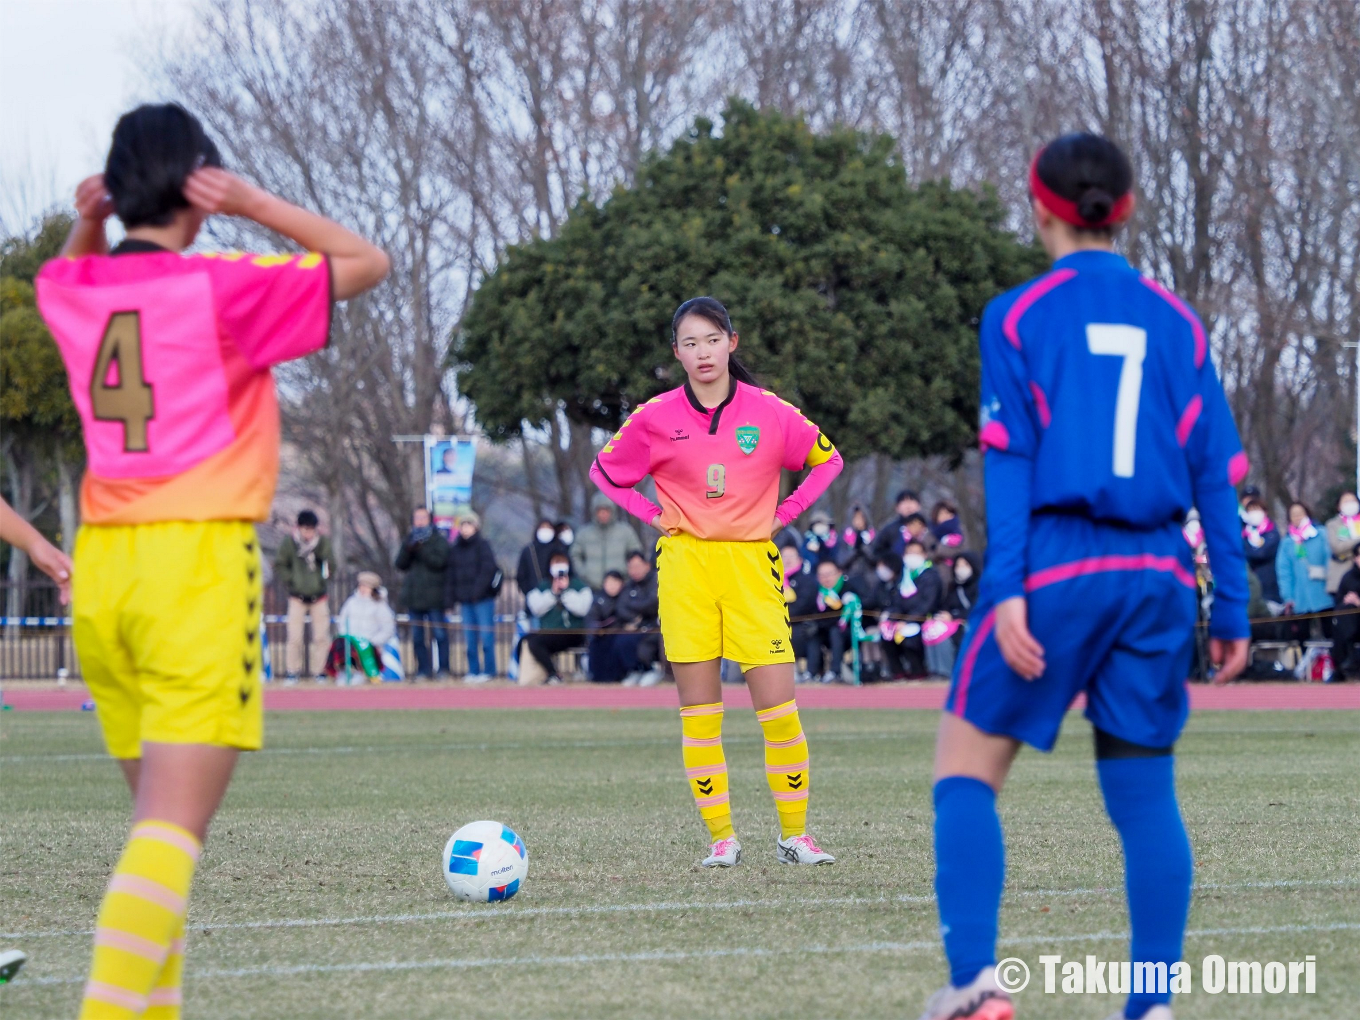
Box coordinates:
[701,837,742,868]
[637,667,664,687]
[0,949,27,985]
[463,673,492,685]
[620,672,642,687]
[918,966,1013,1020]
[1104,1009,1173,1020]
[775,833,836,865]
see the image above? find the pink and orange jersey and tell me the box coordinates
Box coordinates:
[593,380,837,542]
[36,244,331,525]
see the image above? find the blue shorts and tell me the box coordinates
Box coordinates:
[945,515,1198,751]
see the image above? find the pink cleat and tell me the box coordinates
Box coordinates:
[775,833,836,865]
[701,837,741,868]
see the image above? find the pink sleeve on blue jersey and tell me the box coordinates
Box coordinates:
[203,253,332,370]
[1180,321,1251,639]
[591,401,662,524]
[977,298,1038,602]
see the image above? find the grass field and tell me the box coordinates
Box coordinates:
[2,707,1356,1019]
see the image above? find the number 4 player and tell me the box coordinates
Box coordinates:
[36,103,388,1019]
[917,134,1251,1020]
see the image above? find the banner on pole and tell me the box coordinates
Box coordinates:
[424,436,477,530]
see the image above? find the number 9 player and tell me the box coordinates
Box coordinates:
[917,134,1252,1020]
[36,104,388,1019]
[590,297,843,869]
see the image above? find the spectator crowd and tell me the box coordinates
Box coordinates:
[272,480,1360,686]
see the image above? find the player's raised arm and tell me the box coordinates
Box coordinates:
[183,167,389,300]
[59,175,115,258]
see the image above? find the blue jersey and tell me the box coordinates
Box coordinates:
[977,250,1250,639]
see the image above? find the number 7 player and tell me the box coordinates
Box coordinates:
[36,103,388,1019]
[917,134,1251,1020]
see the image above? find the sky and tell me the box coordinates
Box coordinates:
[0,0,191,233]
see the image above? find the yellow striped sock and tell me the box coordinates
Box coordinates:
[758,699,810,839]
[680,702,734,841]
[142,912,185,1020]
[80,820,200,1020]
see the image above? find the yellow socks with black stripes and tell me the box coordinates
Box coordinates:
[680,702,734,841]
[80,820,200,1020]
[758,699,810,839]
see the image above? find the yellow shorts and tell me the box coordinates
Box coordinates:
[655,532,794,667]
[73,520,264,759]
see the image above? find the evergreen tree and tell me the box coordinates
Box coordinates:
[454,101,1043,462]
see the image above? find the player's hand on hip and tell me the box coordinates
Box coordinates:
[649,514,669,537]
[994,596,1045,681]
[1209,637,1250,685]
[184,167,267,219]
[74,175,113,222]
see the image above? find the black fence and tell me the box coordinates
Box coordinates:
[0,577,531,682]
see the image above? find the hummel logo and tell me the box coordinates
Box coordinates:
[786,773,804,789]
[696,778,714,796]
[670,430,691,442]
[770,638,784,649]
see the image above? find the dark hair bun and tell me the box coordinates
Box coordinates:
[1077,187,1114,223]
[104,103,222,229]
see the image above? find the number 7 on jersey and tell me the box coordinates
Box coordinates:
[1086,324,1146,479]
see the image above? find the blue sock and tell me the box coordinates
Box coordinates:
[933,776,1005,988]
[1097,755,1192,1020]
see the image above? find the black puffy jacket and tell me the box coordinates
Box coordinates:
[445,533,500,606]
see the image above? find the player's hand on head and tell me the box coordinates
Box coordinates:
[183,167,265,219]
[29,541,74,606]
[74,175,113,223]
[994,596,1045,681]
[1209,637,1250,685]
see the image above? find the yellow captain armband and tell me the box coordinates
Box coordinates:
[805,432,837,467]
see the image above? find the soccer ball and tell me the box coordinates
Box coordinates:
[442,820,528,902]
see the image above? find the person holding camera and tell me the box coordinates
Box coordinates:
[518,553,593,684]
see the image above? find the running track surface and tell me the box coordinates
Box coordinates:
[4,682,1358,713]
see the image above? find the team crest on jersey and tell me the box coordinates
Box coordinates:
[735,426,760,455]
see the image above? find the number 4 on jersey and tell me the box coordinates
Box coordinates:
[1086,323,1146,479]
[91,311,154,452]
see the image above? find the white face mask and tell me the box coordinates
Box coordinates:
[536,527,555,544]
[903,554,926,573]
[1342,500,1360,517]
[1246,510,1265,528]
[875,565,894,582]
[558,529,574,546]
[954,566,972,583]
[812,523,829,537]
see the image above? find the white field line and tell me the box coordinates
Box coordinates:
[5,877,1354,941]
[5,720,1349,764]
[18,921,1360,986]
